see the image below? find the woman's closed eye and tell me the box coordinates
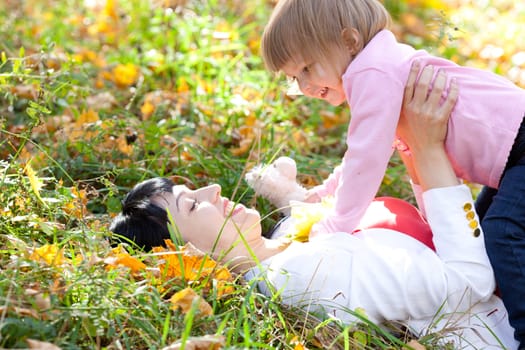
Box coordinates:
[190,198,199,212]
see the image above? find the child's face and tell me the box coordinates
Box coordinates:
[281,47,351,106]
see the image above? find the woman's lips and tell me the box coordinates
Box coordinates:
[224,199,243,216]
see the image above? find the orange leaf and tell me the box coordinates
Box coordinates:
[105,245,147,273]
[153,241,234,297]
[290,336,308,350]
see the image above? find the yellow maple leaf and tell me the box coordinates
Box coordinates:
[29,244,68,267]
[103,0,118,20]
[24,161,45,206]
[112,63,139,88]
[87,0,120,38]
[140,100,155,118]
[170,287,213,316]
[77,108,100,125]
[62,187,88,219]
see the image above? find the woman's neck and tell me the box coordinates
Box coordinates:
[223,237,290,274]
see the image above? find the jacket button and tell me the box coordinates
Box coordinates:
[473,228,481,237]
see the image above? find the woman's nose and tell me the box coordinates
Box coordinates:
[200,184,221,203]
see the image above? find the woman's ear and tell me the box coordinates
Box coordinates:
[341,28,362,56]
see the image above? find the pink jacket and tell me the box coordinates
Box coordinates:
[314,29,525,234]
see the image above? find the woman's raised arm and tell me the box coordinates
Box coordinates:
[398,62,460,191]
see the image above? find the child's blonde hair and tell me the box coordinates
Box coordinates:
[261,0,391,73]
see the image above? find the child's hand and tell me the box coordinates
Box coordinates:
[309,223,322,238]
[304,190,321,203]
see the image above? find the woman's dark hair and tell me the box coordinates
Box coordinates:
[109,177,175,251]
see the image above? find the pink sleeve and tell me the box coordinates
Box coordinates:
[312,165,342,197]
[315,70,404,234]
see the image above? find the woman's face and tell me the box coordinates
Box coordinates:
[155,184,262,259]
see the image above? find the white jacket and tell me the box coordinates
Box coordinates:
[246,185,518,349]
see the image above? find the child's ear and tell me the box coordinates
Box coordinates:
[341,28,362,56]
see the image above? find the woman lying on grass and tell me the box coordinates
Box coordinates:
[110,70,517,349]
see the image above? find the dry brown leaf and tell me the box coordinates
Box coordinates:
[62,187,88,219]
[404,339,426,350]
[26,339,62,350]
[32,115,73,135]
[25,288,51,311]
[66,109,100,143]
[86,92,117,109]
[140,90,179,119]
[170,287,213,316]
[161,335,225,350]
[11,84,39,100]
[0,306,39,319]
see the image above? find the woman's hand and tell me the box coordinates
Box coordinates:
[398,62,459,154]
[398,62,460,191]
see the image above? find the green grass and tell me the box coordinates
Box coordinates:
[1,0,524,348]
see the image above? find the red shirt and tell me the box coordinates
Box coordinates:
[354,197,435,251]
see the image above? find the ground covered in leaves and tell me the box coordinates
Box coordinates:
[1,0,524,349]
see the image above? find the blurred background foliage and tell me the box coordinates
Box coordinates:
[0,0,524,348]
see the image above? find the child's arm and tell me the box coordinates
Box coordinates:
[313,70,405,235]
